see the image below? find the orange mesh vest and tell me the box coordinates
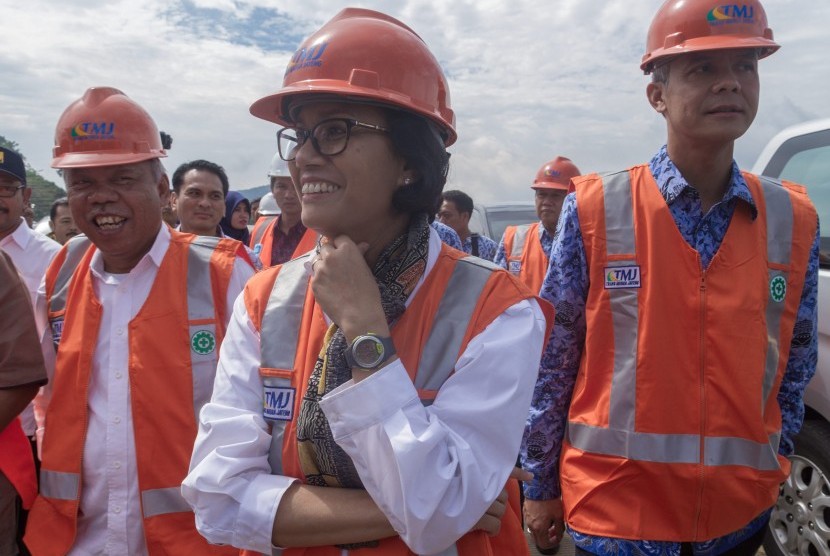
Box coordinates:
[502,222,548,294]
[561,166,817,542]
[25,233,242,556]
[0,418,37,508]
[242,244,553,556]
[250,217,318,268]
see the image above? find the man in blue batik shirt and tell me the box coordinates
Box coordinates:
[521,1,820,555]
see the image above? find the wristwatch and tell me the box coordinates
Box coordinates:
[344,333,396,370]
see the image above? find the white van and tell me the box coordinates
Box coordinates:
[752,118,830,556]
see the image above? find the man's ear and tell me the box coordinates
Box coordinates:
[646,82,667,115]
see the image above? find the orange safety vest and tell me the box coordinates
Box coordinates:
[242,244,553,556]
[0,417,37,509]
[250,216,318,268]
[501,222,548,294]
[561,166,817,542]
[24,233,242,556]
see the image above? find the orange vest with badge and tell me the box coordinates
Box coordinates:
[502,222,548,294]
[242,244,553,556]
[250,217,318,268]
[24,233,241,556]
[561,166,817,542]
[0,417,37,509]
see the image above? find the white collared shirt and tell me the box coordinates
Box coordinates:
[36,224,254,556]
[183,229,548,555]
[1,217,60,434]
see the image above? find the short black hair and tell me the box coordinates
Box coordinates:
[441,190,473,216]
[171,160,229,196]
[50,196,69,222]
[386,110,450,221]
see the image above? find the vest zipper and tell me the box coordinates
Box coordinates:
[693,272,707,540]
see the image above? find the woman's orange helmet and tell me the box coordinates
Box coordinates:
[249,8,457,146]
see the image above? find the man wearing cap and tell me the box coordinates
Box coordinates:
[437,190,497,259]
[24,87,254,555]
[495,157,581,295]
[522,1,819,555]
[249,153,316,267]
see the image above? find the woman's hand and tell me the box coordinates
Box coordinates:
[310,235,390,343]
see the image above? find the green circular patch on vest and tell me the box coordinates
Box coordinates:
[191,330,216,355]
[770,275,787,303]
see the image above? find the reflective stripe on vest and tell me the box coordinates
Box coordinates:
[252,216,276,247]
[567,171,791,471]
[41,236,225,517]
[509,224,533,259]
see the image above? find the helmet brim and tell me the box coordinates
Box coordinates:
[52,151,166,169]
[641,35,780,72]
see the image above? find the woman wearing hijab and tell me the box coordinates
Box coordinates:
[183,8,551,555]
[221,190,252,245]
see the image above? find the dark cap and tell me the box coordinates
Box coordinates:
[0,147,26,185]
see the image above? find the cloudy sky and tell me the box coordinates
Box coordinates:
[2,0,828,204]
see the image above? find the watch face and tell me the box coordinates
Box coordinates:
[353,336,384,368]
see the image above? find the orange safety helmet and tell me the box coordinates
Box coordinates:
[249,8,457,146]
[52,87,166,169]
[641,0,779,73]
[532,157,581,191]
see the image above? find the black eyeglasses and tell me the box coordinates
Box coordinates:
[277,118,388,161]
[0,184,25,198]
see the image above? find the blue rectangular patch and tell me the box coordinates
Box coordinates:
[508,260,521,274]
[604,265,641,289]
[263,386,296,422]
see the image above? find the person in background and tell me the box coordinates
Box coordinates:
[249,153,316,267]
[25,86,254,555]
[249,196,262,223]
[220,190,252,246]
[183,8,551,555]
[438,189,497,259]
[495,156,581,295]
[522,1,820,555]
[171,160,229,238]
[0,251,48,556]
[48,197,79,245]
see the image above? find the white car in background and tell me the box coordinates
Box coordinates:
[752,118,830,556]
[468,203,537,242]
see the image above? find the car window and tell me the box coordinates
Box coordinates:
[762,129,830,267]
[486,209,538,242]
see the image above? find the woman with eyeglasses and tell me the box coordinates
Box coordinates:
[183,8,551,555]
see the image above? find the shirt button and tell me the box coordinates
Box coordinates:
[116,327,124,335]
[113,461,121,469]
[114,416,121,424]
[115,372,122,379]
[113,506,121,514]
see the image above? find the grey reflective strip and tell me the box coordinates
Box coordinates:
[261,254,311,369]
[602,172,639,432]
[510,224,532,259]
[758,177,794,409]
[415,257,494,391]
[252,217,276,246]
[568,422,700,464]
[263,376,292,475]
[141,487,192,518]
[187,237,220,320]
[50,236,92,314]
[602,171,636,255]
[704,435,781,470]
[39,469,80,501]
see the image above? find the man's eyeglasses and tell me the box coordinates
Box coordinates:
[277,118,388,162]
[0,184,24,198]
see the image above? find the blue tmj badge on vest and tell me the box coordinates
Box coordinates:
[604,265,641,289]
[264,386,296,421]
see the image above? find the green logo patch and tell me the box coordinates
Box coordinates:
[770,276,787,303]
[191,330,216,355]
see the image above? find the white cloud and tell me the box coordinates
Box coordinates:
[2,0,828,208]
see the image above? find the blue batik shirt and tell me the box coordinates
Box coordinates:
[431,221,462,250]
[493,223,554,269]
[521,145,820,556]
[462,233,498,261]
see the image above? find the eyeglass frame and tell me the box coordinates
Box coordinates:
[276,118,389,162]
[0,184,25,198]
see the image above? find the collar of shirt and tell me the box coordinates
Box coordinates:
[0,217,32,250]
[275,215,306,238]
[648,144,757,220]
[89,223,169,282]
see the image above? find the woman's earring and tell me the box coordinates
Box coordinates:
[403,177,412,185]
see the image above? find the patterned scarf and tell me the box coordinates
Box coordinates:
[295,214,430,546]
